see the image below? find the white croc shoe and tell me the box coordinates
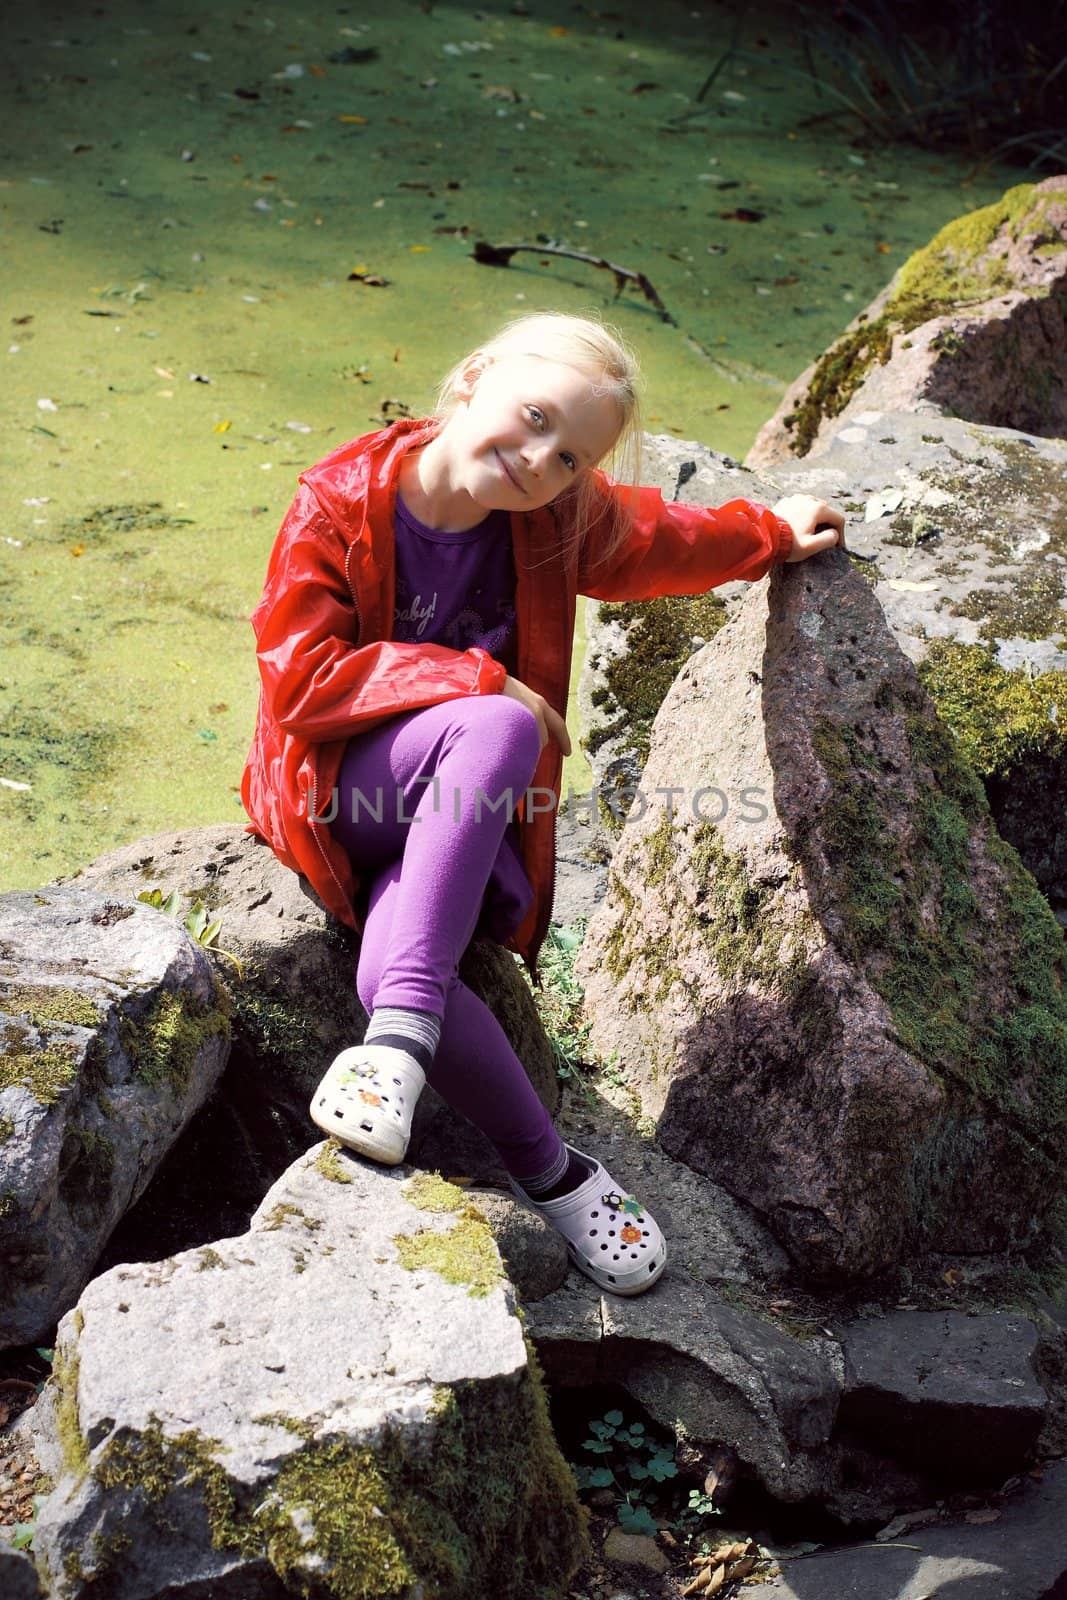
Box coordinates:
[309,1044,426,1166]
[511,1150,667,1296]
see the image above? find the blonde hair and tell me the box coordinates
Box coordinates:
[435,312,644,565]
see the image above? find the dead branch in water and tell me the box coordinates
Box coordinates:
[471,239,676,324]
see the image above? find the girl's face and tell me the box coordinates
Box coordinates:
[445,353,623,513]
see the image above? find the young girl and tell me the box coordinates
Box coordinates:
[241,312,844,1298]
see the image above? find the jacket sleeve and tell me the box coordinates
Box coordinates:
[251,485,507,741]
[575,471,794,601]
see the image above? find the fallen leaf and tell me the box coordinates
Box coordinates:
[482,84,519,101]
[308,63,326,77]
[347,268,391,286]
[338,113,367,123]
[964,1508,1001,1524]
[876,241,891,253]
[720,208,764,222]
[886,579,938,592]
[154,365,175,379]
[409,245,431,253]
[70,542,84,557]
[214,419,232,434]
[549,25,568,35]
[864,487,904,520]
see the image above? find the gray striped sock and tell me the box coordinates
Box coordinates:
[364,1007,441,1072]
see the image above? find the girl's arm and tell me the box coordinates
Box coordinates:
[575,472,825,601]
[251,488,506,741]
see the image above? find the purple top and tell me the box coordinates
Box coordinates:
[392,495,518,674]
[391,493,532,941]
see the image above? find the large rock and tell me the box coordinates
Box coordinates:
[581,419,1067,918]
[764,412,1067,920]
[839,1310,1047,1481]
[577,552,1067,1282]
[0,886,230,1349]
[29,1148,587,1600]
[62,826,559,1264]
[744,1457,1067,1600]
[496,1110,844,1507]
[747,177,1067,467]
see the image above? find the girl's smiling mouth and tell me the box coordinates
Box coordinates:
[496,450,524,492]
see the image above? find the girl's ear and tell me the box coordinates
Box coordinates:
[453,351,492,402]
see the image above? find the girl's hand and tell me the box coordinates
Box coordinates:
[773,495,847,563]
[502,676,572,756]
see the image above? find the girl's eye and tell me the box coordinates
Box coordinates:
[527,405,545,429]
[561,452,577,471]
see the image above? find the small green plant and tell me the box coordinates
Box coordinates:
[525,921,598,1092]
[573,1409,678,1536]
[137,888,243,977]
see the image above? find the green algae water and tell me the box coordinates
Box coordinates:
[0,0,1029,886]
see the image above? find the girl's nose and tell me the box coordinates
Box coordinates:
[522,443,551,476]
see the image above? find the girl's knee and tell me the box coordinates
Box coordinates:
[448,694,541,785]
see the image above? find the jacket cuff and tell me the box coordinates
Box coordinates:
[773,513,795,563]
[469,647,508,694]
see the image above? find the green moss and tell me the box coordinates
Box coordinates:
[0,985,99,1029]
[313,1140,354,1184]
[0,1114,13,1143]
[0,1029,79,1107]
[584,592,728,823]
[195,1247,227,1271]
[796,689,1067,1237]
[230,984,322,1070]
[259,1201,323,1234]
[783,182,1052,456]
[53,1318,89,1484]
[393,1217,502,1299]
[119,988,230,1095]
[57,1125,116,1210]
[90,1354,585,1600]
[605,814,834,1047]
[917,639,1067,779]
[0,1189,17,1219]
[402,1172,474,1215]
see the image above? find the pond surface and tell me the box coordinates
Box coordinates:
[0,0,1027,886]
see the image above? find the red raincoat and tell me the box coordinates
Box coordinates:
[240,418,793,972]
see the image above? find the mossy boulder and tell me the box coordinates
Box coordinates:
[578,552,1067,1283]
[29,1146,587,1600]
[0,887,230,1348]
[61,826,559,1268]
[767,411,1067,920]
[747,176,1067,467]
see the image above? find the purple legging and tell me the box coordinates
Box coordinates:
[328,694,563,1181]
